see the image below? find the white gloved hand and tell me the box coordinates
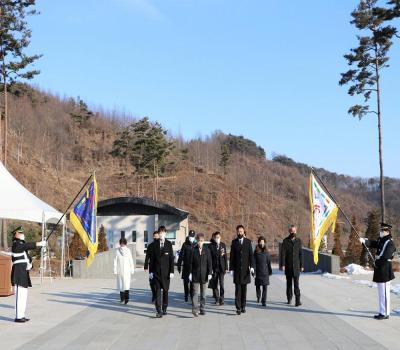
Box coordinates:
[250,268,255,274]
[359,238,366,245]
[36,240,46,247]
[208,274,212,282]
[170,273,174,279]
[189,273,192,282]
[149,272,154,280]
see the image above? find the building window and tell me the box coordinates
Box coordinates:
[132,231,136,243]
[166,231,176,240]
[144,230,148,243]
[121,231,125,239]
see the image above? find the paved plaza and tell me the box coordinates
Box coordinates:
[1,269,400,349]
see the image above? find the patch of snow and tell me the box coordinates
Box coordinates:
[304,269,322,275]
[322,273,350,280]
[390,284,400,296]
[344,264,373,275]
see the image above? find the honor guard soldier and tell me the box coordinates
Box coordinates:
[359,222,396,320]
[11,226,46,323]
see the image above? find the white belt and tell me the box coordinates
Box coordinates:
[12,251,32,270]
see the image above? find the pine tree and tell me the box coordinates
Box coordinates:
[97,225,109,252]
[360,210,380,266]
[339,0,398,222]
[346,216,363,264]
[332,223,344,258]
[68,232,86,260]
[219,143,231,174]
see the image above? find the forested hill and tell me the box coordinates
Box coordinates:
[4,84,400,246]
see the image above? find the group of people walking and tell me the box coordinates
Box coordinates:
[142,224,303,318]
[9,222,395,322]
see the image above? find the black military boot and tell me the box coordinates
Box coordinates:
[120,292,124,303]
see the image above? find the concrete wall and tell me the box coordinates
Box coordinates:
[279,243,340,274]
[73,243,136,279]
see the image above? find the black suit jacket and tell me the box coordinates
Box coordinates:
[210,241,228,274]
[189,245,212,284]
[280,236,303,277]
[366,235,396,283]
[11,239,36,288]
[146,239,174,290]
[229,237,254,285]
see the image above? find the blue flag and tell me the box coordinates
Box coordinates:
[70,175,98,266]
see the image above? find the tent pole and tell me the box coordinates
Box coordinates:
[40,211,45,284]
[61,224,65,278]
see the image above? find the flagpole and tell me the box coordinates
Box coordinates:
[46,174,93,241]
[311,168,376,266]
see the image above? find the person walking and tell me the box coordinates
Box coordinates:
[188,233,212,317]
[144,231,160,302]
[177,230,196,302]
[114,238,135,304]
[253,236,272,307]
[209,231,228,305]
[280,225,303,306]
[229,225,255,315]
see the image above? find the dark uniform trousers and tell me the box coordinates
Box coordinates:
[286,274,300,302]
[183,277,194,300]
[213,272,225,302]
[235,284,247,310]
[154,278,169,313]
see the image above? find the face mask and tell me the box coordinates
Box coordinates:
[19,234,25,241]
[216,238,221,244]
[237,233,244,239]
[160,233,166,240]
[189,236,195,243]
[289,232,295,238]
[259,243,265,248]
[380,231,386,238]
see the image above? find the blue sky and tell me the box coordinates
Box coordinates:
[27,0,399,178]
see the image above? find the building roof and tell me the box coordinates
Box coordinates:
[97,197,189,219]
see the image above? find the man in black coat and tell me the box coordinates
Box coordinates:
[177,229,196,302]
[360,222,396,320]
[11,226,46,323]
[145,226,174,318]
[280,225,303,306]
[209,231,228,305]
[188,233,212,316]
[144,231,160,302]
[229,225,255,315]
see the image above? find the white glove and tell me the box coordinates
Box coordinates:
[36,240,46,247]
[359,238,366,245]
[149,273,154,280]
[170,273,174,279]
[189,273,192,282]
[208,274,212,282]
[250,268,255,274]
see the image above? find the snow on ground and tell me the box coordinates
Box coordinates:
[352,279,377,288]
[322,272,350,280]
[344,264,373,275]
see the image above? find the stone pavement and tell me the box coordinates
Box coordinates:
[1,269,400,350]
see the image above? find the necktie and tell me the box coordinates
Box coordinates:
[161,240,164,249]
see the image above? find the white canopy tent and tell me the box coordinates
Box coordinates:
[0,161,64,224]
[0,161,66,280]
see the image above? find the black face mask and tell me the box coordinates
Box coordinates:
[237,233,244,239]
[289,232,296,238]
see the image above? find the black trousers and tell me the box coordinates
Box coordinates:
[212,272,225,302]
[256,285,267,303]
[286,274,300,302]
[119,290,129,302]
[154,278,169,313]
[149,279,156,301]
[183,277,194,300]
[235,284,247,310]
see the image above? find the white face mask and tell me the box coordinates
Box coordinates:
[380,231,386,238]
[216,238,221,244]
[189,236,195,243]
[160,233,166,240]
[19,234,25,241]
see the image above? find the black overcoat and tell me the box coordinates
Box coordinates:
[280,236,303,277]
[254,250,272,286]
[189,245,212,284]
[210,241,228,274]
[229,237,255,285]
[365,235,396,283]
[11,239,36,288]
[146,239,174,290]
[177,238,195,280]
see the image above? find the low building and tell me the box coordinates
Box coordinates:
[97,197,189,259]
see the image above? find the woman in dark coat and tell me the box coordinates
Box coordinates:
[254,236,272,307]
